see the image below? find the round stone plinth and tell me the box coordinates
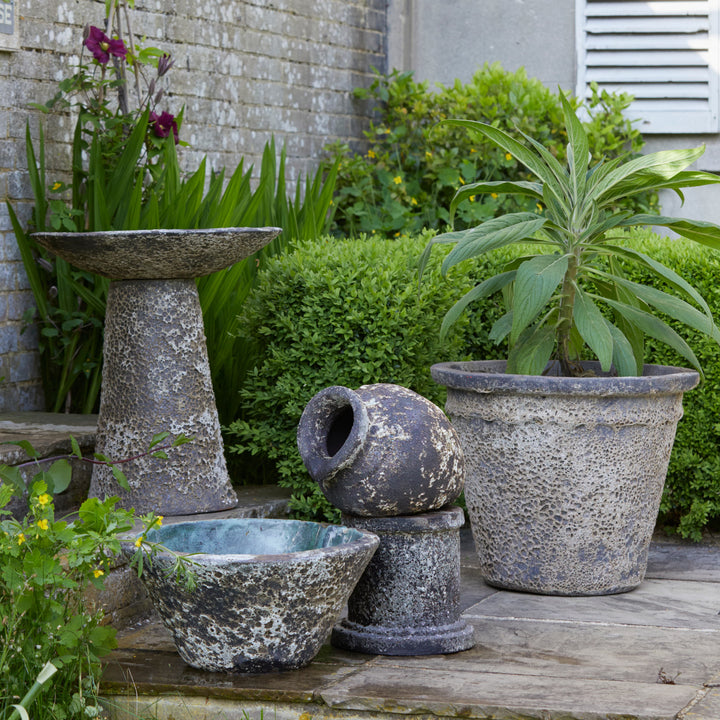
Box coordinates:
[332,506,475,656]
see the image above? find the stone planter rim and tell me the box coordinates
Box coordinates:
[31,226,282,280]
[124,518,380,566]
[431,359,699,397]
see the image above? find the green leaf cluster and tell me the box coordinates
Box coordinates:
[9,124,337,422]
[423,92,720,376]
[224,233,475,520]
[326,65,654,238]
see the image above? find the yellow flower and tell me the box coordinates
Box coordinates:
[505,153,513,161]
[393,176,402,185]
[17,533,25,545]
[155,515,164,527]
[134,537,143,548]
[425,151,432,159]
[37,493,51,506]
[491,193,498,199]
[93,569,104,578]
[458,177,465,185]
[536,203,543,212]
[394,232,401,237]
[411,197,418,206]
[367,149,376,159]
[51,182,62,191]
[37,519,49,531]
[469,195,476,202]
[470,148,477,153]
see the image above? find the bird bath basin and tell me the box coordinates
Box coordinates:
[32,227,281,515]
[129,518,379,672]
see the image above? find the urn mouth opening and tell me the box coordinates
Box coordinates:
[327,404,354,457]
[297,385,370,484]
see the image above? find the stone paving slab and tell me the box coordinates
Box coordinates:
[102,531,720,720]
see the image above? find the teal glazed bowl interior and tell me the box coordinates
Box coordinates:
[133,518,379,673]
[144,517,369,556]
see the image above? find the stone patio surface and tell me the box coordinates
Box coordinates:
[102,527,720,720]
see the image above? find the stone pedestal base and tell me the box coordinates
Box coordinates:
[332,506,475,655]
[90,279,237,515]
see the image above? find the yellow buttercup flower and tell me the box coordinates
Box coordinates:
[425,151,432,159]
[93,569,104,578]
[17,533,25,545]
[155,516,164,527]
[505,153,512,161]
[134,537,143,548]
[393,176,402,185]
[37,493,51,506]
[536,203,543,212]
[367,149,376,159]
[491,193,498,199]
[51,182,62,191]
[37,519,49,531]
[411,197,418,206]
[469,195,476,202]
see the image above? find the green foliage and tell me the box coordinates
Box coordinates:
[0,439,195,719]
[326,65,654,237]
[10,126,337,420]
[421,91,720,376]
[225,233,474,520]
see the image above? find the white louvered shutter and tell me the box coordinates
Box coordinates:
[576,0,720,133]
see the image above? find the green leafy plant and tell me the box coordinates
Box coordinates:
[0,437,195,720]
[225,233,476,520]
[8,3,337,419]
[327,65,654,238]
[420,92,720,376]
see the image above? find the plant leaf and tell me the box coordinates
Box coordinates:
[511,254,569,344]
[507,324,556,375]
[573,287,614,371]
[439,270,517,341]
[622,215,720,251]
[442,214,547,273]
[600,296,702,373]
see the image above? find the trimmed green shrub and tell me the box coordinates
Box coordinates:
[225,233,477,521]
[229,228,720,537]
[325,64,656,238]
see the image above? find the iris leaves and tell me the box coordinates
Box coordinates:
[421,91,720,376]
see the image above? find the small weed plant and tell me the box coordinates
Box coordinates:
[0,435,195,720]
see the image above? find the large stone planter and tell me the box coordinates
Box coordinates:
[297,383,464,516]
[129,518,379,672]
[431,360,699,596]
[32,228,280,515]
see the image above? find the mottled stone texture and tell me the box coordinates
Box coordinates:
[297,383,465,517]
[92,279,236,515]
[332,507,475,655]
[431,360,700,596]
[130,518,379,673]
[32,227,281,280]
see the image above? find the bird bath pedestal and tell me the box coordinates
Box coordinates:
[32,227,281,515]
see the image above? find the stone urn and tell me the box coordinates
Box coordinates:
[431,360,699,595]
[127,518,379,672]
[297,383,464,517]
[32,227,281,515]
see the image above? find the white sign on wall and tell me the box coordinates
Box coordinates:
[0,0,19,52]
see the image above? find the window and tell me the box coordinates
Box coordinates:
[576,0,720,133]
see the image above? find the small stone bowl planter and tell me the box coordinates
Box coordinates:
[127,518,379,672]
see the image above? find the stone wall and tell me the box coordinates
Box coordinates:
[0,0,387,411]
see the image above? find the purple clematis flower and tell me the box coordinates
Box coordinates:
[84,25,127,65]
[150,111,179,143]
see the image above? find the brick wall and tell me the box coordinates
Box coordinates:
[0,0,387,411]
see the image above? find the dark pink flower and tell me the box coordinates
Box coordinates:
[84,26,127,65]
[149,111,179,143]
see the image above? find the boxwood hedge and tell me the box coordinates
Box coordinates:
[227,229,720,538]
